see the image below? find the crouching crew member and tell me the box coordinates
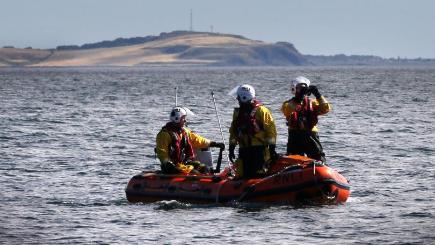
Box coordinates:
[156,106,224,174]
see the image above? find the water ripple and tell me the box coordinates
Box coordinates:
[1,67,434,244]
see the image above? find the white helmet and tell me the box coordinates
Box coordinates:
[236,84,255,103]
[291,76,310,94]
[169,106,195,123]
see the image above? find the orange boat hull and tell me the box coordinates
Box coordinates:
[125,155,350,205]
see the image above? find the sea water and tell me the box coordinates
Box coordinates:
[0,67,434,244]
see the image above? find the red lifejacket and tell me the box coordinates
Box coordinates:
[289,96,318,131]
[163,123,195,163]
[235,99,262,137]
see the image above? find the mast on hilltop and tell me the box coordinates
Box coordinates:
[190,9,193,31]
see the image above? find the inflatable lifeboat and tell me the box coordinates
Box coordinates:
[125,153,350,205]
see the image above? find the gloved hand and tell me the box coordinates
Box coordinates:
[210,141,225,150]
[309,85,322,99]
[185,159,201,165]
[185,160,207,174]
[229,144,236,163]
[269,144,278,161]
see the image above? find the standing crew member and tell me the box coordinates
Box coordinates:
[229,84,277,178]
[281,76,331,162]
[156,106,224,174]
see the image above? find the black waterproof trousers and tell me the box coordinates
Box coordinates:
[239,145,266,178]
[287,130,326,162]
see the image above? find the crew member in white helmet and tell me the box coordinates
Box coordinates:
[281,76,331,162]
[156,106,224,174]
[228,84,277,178]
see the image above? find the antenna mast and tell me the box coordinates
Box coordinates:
[190,9,193,31]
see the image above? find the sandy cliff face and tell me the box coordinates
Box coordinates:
[0,48,53,66]
[0,32,307,67]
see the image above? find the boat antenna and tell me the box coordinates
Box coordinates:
[211,91,229,171]
[175,86,178,106]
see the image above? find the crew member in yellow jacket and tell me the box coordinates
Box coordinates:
[281,76,331,162]
[156,106,225,174]
[229,84,277,178]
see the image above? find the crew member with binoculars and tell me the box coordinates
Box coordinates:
[280,76,331,162]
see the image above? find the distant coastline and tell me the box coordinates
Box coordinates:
[1,30,434,67]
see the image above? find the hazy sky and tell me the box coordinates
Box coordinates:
[1,0,434,58]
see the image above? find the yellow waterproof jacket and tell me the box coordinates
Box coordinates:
[156,127,210,164]
[280,96,331,132]
[229,105,277,148]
